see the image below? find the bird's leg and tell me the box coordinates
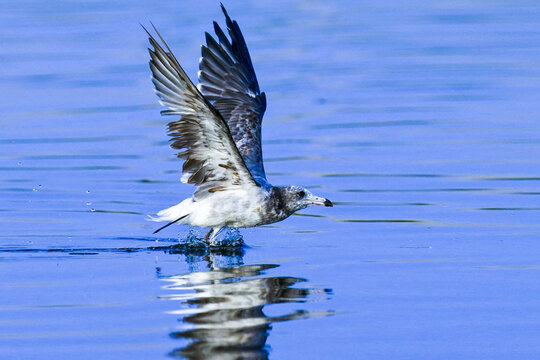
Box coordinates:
[203,229,213,242]
[208,227,223,247]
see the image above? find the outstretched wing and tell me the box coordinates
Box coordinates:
[198,5,268,185]
[146,25,259,200]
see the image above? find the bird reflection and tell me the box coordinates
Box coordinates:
[157,251,332,359]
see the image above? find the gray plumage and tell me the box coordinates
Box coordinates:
[198,4,267,184]
[146,5,332,244]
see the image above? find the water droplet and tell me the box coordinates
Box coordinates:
[17,162,22,166]
[85,190,90,194]
[90,208,96,212]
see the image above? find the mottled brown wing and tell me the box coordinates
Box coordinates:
[198,5,268,185]
[146,25,258,199]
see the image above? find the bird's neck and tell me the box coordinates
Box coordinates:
[261,187,293,224]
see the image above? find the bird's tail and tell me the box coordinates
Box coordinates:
[147,198,193,233]
[152,214,188,234]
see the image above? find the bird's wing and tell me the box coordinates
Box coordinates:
[146,25,259,200]
[197,5,268,185]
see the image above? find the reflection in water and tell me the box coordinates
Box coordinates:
[158,252,332,359]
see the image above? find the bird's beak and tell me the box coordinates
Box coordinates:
[310,195,333,207]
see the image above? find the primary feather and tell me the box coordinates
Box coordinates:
[198,4,268,185]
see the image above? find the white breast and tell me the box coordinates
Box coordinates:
[188,186,267,228]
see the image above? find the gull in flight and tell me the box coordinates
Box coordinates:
[145,5,332,245]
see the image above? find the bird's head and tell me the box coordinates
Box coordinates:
[282,185,333,213]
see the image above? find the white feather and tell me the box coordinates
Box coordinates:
[149,198,193,222]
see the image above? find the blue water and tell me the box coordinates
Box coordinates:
[2,0,540,358]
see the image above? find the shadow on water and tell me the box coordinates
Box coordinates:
[157,252,333,359]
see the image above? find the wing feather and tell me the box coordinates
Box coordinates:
[198,5,268,184]
[145,25,259,200]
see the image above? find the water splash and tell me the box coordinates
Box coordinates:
[176,229,208,249]
[213,228,244,247]
[175,228,245,249]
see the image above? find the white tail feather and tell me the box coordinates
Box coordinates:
[148,198,193,222]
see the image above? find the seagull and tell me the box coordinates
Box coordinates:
[145,4,333,245]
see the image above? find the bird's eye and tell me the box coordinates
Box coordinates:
[297,191,305,198]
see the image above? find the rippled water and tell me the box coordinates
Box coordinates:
[2,0,540,358]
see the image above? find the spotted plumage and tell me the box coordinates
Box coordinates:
[146,5,332,244]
